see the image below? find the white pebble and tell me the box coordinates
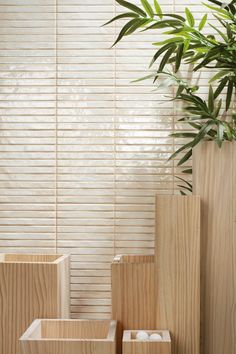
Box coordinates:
[136,331,149,341]
[149,333,162,341]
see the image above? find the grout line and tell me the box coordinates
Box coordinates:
[114,0,117,258]
[55,0,58,253]
[172,0,176,195]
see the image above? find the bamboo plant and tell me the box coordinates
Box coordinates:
[105,0,236,192]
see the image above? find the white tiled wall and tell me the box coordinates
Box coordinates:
[0,0,207,318]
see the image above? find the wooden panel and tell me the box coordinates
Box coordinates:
[155,195,200,354]
[123,330,171,354]
[193,141,236,354]
[20,319,116,354]
[111,254,155,354]
[0,254,70,354]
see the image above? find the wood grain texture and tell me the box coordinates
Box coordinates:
[20,319,117,354]
[111,254,155,354]
[155,195,200,354]
[123,330,171,354]
[193,141,236,354]
[0,253,70,354]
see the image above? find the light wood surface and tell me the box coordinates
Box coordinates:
[123,330,171,354]
[20,319,117,354]
[193,141,236,354]
[0,253,70,354]
[155,195,200,354]
[111,254,155,354]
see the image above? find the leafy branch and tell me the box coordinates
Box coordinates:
[105,0,236,190]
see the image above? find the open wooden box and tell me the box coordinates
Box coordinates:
[0,253,70,354]
[20,319,117,354]
[123,330,171,354]
[112,254,155,354]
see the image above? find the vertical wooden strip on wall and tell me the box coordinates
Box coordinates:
[193,142,236,354]
[155,195,200,354]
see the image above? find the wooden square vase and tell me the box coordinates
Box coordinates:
[112,255,155,354]
[0,253,70,354]
[123,330,171,354]
[20,319,117,354]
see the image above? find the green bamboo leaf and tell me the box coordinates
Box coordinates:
[141,0,154,17]
[177,184,192,193]
[209,23,228,41]
[182,168,192,174]
[213,98,222,118]
[171,132,197,138]
[209,70,229,83]
[178,149,193,166]
[176,176,192,188]
[112,18,140,46]
[126,18,150,35]
[180,190,187,195]
[176,84,185,97]
[132,73,156,83]
[116,0,147,16]
[208,85,214,113]
[177,184,193,192]
[226,23,233,38]
[226,80,233,111]
[207,0,223,6]
[154,0,163,18]
[228,2,236,15]
[162,13,185,21]
[158,45,176,71]
[103,12,139,26]
[183,39,190,54]
[214,77,228,98]
[203,3,230,16]
[198,14,208,30]
[185,8,195,27]
[222,121,233,140]
[153,37,183,46]
[175,43,184,72]
[145,19,182,30]
[150,42,178,67]
[168,141,193,161]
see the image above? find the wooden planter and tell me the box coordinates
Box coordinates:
[0,253,70,354]
[155,196,200,354]
[123,330,171,354]
[193,141,236,354]
[20,319,117,354]
[111,254,155,354]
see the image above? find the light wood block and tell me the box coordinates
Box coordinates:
[111,254,155,354]
[20,319,117,354]
[123,330,171,354]
[0,253,70,354]
[193,141,236,354]
[155,195,200,354]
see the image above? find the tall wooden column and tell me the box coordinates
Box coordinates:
[155,195,200,354]
[193,141,236,354]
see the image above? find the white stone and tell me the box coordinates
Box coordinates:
[136,331,149,341]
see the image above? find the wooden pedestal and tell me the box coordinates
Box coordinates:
[193,141,236,354]
[155,196,200,354]
[111,255,155,354]
[20,319,117,354]
[0,253,70,354]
